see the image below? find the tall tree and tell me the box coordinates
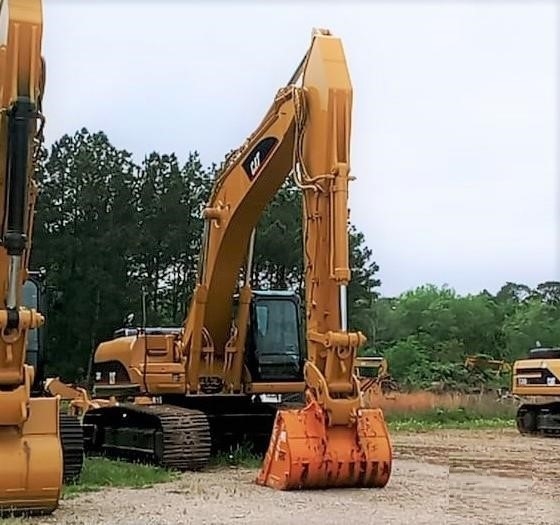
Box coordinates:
[31,128,137,378]
[129,152,212,324]
[253,180,303,290]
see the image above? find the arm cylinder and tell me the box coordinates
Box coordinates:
[4,98,35,312]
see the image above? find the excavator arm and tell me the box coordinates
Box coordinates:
[0,0,64,514]
[181,28,392,490]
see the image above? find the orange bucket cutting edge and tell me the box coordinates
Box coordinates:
[255,399,392,490]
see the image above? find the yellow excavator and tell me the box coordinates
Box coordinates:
[56,28,392,490]
[0,0,63,514]
[513,346,560,435]
[0,0,83,514]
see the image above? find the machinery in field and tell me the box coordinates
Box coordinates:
[0,0,82,514]
[512,346,560,435]
[57,28,392,490]
[464,354,512,397]
[354,356,399,406]
[464,354,512,375]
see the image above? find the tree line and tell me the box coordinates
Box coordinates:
[362,281,560,391]
[30,128,558,389]
[30,129,378,378]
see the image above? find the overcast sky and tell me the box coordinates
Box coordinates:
[41,1,558,297]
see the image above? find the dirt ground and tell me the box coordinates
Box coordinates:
[31,428,560,525]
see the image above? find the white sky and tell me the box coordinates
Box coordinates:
[41,1,558,297]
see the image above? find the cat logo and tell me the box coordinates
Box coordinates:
[250,151,261,177]
[242,137,279,180]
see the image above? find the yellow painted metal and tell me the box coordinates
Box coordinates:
[0,0,63,515]
[0,395,62,515]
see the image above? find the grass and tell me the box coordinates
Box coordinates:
[62,456,178,498]
[386,408,514,432]
[0,457,177,521]
[209,443,263,469]
[376,391,517,432]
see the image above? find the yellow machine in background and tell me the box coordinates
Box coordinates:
[0,0,61,514]
[464,354,512,376]
[67,28,392,490]
[354,356,399,406]
[513,346,560,435]
[464,354,512,397]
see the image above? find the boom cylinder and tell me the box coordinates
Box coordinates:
[339,284,348,331]
[7,255,21,309]
[245,228,256,285]
[198,219,210,284]
[331,165,350,284]
[4,97,35,311]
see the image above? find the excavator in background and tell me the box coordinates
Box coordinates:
[464,354,512,397]
[354,356,399,406]
[464,354,512,377]
[54,28,392,490]
[0,0,83,514]
[513,346,560,435]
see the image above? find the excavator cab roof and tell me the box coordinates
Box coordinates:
[234,289,300,302]
[112,327,181,339]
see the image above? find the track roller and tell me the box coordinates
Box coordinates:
[84,403,212,471]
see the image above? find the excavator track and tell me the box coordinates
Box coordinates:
[59,413,84,483]
[84,403,212,471]
[517,402,560,436]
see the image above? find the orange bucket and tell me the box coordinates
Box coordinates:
[256,399,392,490]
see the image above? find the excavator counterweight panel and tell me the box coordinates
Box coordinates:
[256,400,392,490]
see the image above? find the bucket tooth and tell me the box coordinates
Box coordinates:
[256,399,392,490]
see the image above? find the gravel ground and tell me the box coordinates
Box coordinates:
[30,428,560,525]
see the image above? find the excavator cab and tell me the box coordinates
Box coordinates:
[23,272,47,393]
[244,290,304,383]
